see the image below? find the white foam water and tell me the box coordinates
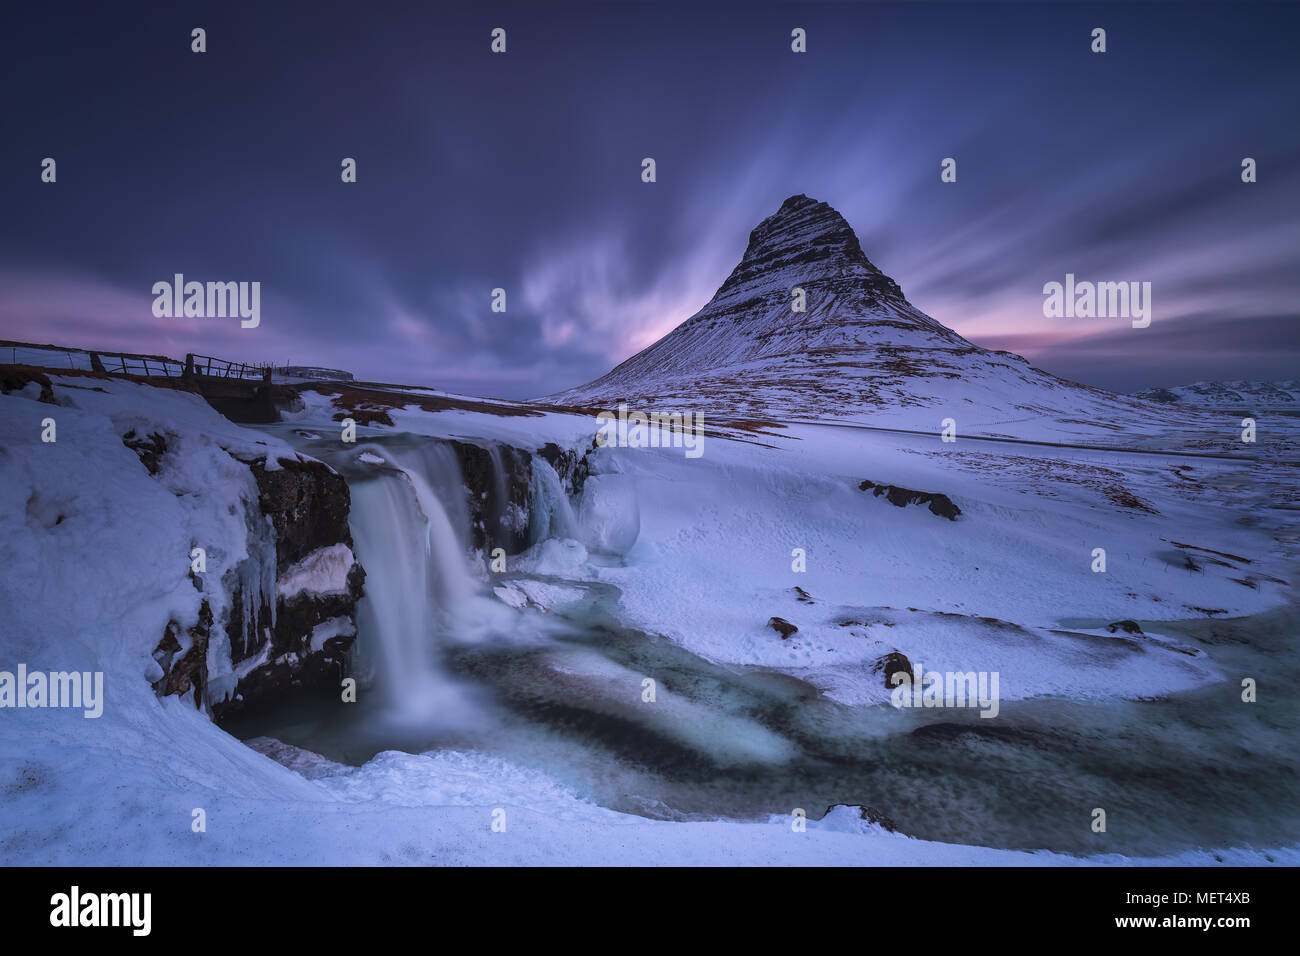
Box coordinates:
[346,443,484,724]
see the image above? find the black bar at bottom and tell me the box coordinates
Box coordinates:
[1,865,1280,941]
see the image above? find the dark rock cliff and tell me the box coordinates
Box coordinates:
[148,433,589,718]
[448,440,534,553]
[150,452,366,720]
[537,441,592,499]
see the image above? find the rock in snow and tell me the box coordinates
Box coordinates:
[872,651,914,689]
[858,479,962,520]
[768,616,799,639]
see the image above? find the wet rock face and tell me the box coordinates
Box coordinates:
[217,458,365,719]
[218,551,365,721]
[447,440,534,553]
[152,600,214,705]
[537,441,592,499]
[446,437,595,554]
[152,454,366,721]
[252,457,355,565]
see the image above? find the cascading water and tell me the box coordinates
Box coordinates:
[345,442,482,723]
[289,435,574,730]
[484,444,511,543]
[378,443,478,624]
[529,457,578,545]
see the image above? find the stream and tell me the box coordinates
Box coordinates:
[223,427,1300,858]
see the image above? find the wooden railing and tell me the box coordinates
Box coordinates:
[1,341,273,383]
[185,354,271,381]
[101,351,187,377]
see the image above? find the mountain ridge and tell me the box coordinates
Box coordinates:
[1135,380,1300,409]
[545,195,1222,441]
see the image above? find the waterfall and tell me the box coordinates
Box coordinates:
[344,442,480,721]
[484,443,511,544]
[530,457,578,545]
[283,433,583,725]
[381,443,478,628]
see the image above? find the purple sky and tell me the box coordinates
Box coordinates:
[2,1,1297,398]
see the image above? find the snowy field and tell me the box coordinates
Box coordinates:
[1,371,1297,865]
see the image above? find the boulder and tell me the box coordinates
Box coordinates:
[859,479,961,520]
[872,650,913,689]
[768,616,798,639]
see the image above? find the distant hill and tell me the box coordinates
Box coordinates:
[1135,380,1300,410]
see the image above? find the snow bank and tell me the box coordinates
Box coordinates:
[577,474,640,554]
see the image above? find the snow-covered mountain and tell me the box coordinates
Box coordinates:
[549,194,1143,434]
[1135,380,1300,410]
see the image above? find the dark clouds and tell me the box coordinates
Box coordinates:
[0,1,1296,398]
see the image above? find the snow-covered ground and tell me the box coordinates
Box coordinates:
[3,369,1296,865]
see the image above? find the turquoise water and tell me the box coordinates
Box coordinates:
[226,574,1300,857]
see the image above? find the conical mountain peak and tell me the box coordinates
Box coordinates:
[746,193,865,264]
[713,194,906,306]
[548,194,981,412]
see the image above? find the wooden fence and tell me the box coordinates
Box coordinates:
[1,341,273,382]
